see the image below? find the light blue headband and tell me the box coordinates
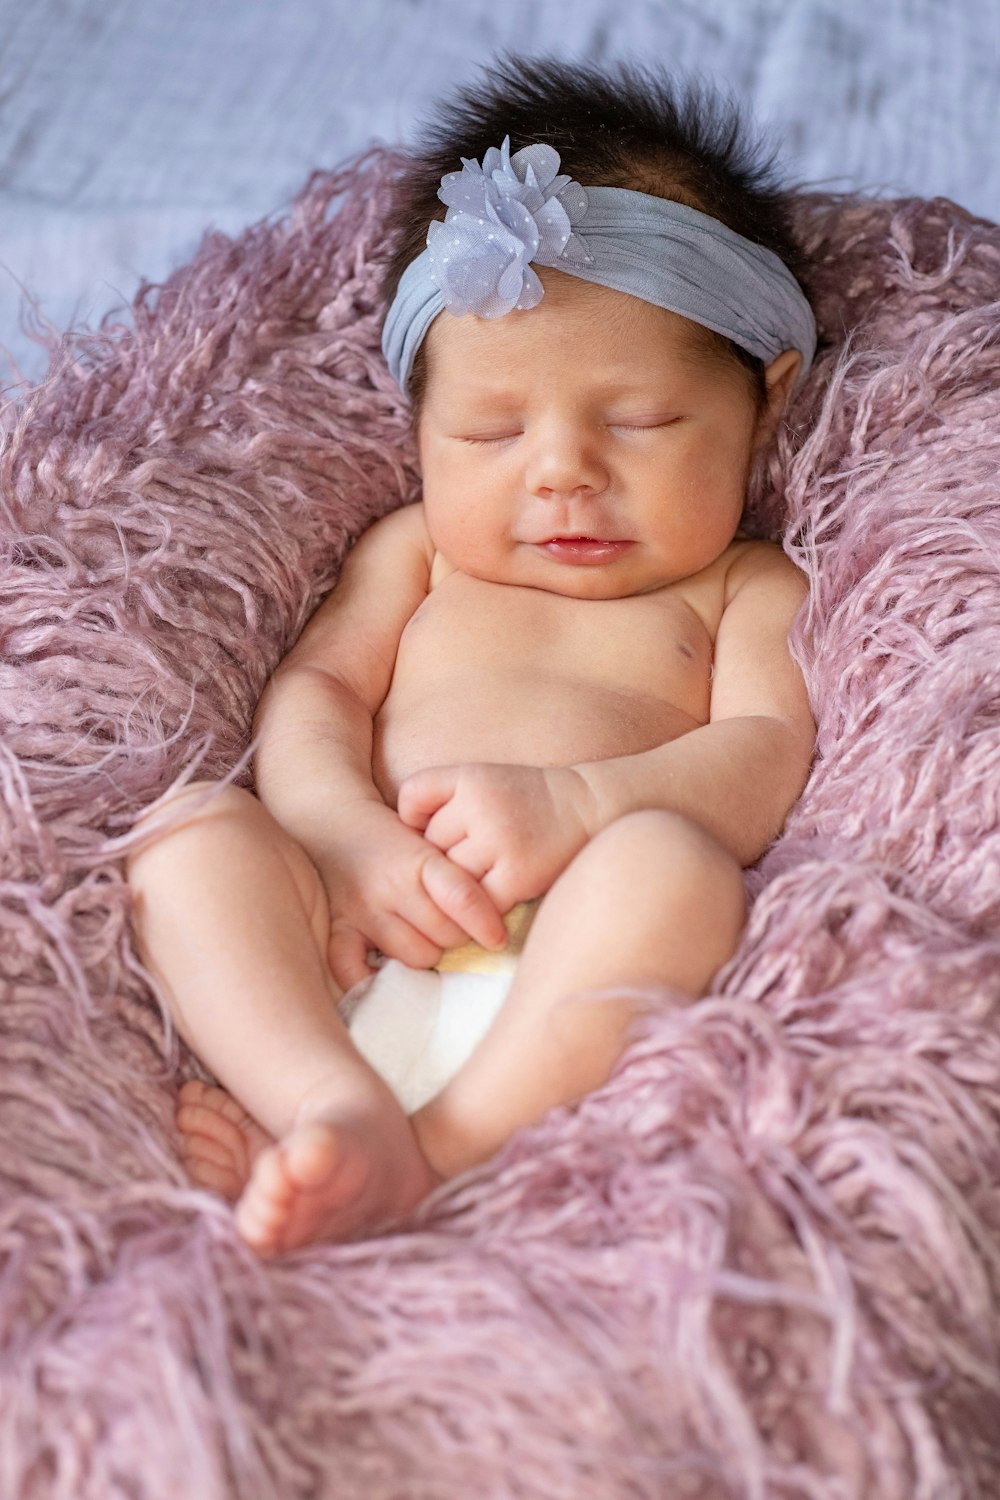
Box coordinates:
[382,137,816,393]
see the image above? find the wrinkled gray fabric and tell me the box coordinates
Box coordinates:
[383,169,817,391]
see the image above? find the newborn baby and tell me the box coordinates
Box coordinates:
[127,56,817,1254]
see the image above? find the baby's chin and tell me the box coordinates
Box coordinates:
[461,553,681,601]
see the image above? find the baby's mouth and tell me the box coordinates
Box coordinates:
[540,537,634,564]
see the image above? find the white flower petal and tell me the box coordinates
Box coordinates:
[427,138,589,318]
[496,254,530,312]
[515,264,545,309]
[511,142,561,189]
[557,181,589,219]
[533,198,572,263]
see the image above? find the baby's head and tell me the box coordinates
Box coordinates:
[382,55,814,411]
[379,56,816,598]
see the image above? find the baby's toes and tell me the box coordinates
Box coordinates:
[179,1122,248,1203]
[179,1080,247,1126]
[234,1146,293,1253]
[178,1078,224,1110]
[178,1098,248,1165]
[182,1146,247,1201]
[180,1081,274,1160]
[175,1081,276,1206]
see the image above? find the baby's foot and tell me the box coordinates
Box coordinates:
[233,1096,441,1255]
[176,1079,273,1201]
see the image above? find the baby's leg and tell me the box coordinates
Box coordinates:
[412,810,746,1178]
[126,783,437,1252]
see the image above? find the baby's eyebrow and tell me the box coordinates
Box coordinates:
[449,376,671,405]
[445,387,524,412]
[595,375,680,396]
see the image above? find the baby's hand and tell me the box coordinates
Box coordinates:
[314,802,507,990]
[396,763,595,911]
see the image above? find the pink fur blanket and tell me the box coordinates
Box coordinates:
[1,148,998,1499]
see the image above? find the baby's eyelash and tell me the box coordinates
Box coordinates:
[456,418,680,444]
[611,418,680,432]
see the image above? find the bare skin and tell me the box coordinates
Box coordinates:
[127,276,815,1252]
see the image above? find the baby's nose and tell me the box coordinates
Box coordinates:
[524,429,608,499]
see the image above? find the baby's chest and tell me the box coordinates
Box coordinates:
[401,579,716,705]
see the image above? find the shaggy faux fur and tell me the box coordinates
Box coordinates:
[1,148,999,1498]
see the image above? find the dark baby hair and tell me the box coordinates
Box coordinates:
[381,53,812,411]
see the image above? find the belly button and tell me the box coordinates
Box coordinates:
[677,640,696,659]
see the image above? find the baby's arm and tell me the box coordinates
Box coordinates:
[399,547,813,904]
[571,546,815,867]
[252,504,506,986]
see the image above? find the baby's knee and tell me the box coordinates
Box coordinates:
[587,810,746,917]
[126,780,265,883]
[130,778,249,836]
[126,781,329,943]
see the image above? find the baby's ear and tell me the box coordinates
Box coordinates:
[755,348,802,446]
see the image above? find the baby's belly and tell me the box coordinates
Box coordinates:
[372,671,701,804]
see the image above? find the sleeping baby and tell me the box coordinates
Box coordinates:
[126,55,817,1254]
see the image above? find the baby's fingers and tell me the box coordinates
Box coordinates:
[367,912,447,971]
[422,800,473,856]
[439,835,492,881]
[330,916,448,987]
[396,766,457,832]
[420,850,507,951]
[327,923,373,993]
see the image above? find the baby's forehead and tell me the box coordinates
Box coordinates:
[422,286,717,392]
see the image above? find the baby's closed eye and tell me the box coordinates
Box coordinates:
[607,414,683,432]
[459,430,523,446]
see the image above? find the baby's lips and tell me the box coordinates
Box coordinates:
[539,537,635,563]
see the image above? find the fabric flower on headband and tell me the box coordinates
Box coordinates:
[426,137,593,318]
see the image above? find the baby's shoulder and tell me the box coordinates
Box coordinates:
[722,537,808,607]
[362,500,433,551]
[346,502,434,579]
[363,506,460,592]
